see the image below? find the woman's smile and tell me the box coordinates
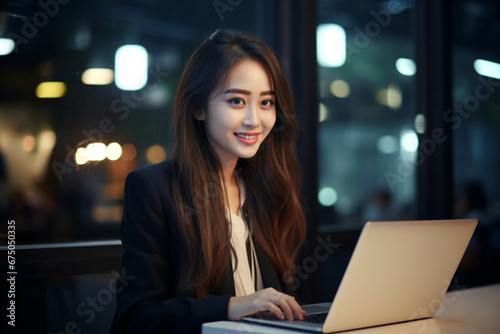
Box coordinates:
[235,132,260,145]
[202,59,277,167]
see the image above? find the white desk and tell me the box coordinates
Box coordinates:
[203,284,500,334]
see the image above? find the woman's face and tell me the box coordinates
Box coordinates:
[202,59,277,168]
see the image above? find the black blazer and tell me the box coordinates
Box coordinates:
[111,160,292,334]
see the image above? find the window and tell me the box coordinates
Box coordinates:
[316,0,417,228]
[451,1,500,224]
[0,0,275,245]
[451,0,500,287]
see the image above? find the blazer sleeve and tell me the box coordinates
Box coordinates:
[112,167,232,334]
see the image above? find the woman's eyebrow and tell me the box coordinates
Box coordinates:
[224,88,275,96]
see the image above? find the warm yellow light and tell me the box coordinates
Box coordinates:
[36,82,67,98]
[38,130,57,152]
[122,143,137,161]
[22,135,36,152]
[106,142,122,161]
[376,89,388,105]
[75,147,88,165]
[81,68,114,85]
[146,145,166,164]
[86,142,107,161]
[387,84,402,109]
[330,80,350,98]
[376,84,402,109]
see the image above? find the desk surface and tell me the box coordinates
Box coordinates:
[202,284,500,334]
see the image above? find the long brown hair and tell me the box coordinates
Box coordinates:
[171,29,306,298]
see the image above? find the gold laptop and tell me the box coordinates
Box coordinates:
[244,219,477,332]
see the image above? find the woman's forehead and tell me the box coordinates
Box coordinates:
[226,60,274,90]
[209,59,275,100]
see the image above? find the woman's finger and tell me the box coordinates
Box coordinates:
[283,295,305,320]
[266,290,304,321]
[273,294,294,320]
[285,296,305,320]
[260,301,283,320]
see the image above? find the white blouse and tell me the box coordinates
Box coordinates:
[228,180,263,296]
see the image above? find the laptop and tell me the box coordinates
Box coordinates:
[243,219,477,333]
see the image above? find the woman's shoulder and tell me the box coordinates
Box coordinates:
[124,160,179,195]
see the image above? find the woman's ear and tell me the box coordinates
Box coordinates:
[193,109,206,121]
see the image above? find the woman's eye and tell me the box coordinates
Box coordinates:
[228,98,244,105]
[261,100,274,107]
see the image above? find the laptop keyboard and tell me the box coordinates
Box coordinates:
[302,312,328,323]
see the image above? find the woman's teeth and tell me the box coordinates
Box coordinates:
[236,134,256,139]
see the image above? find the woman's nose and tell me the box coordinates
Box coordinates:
[242,104,260,127]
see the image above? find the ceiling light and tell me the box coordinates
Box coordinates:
[400,130,418,152]
[115,44,148,91]
[318,187,338,206]
[330,79,350,98]
[85,143,107,161]
[36,82,67,98]
[474,59,500,80]
[0,38,15,55]
[106,142,122,161]
[82,68,114,85]
[395,58,416,76]
[317,24,346,68]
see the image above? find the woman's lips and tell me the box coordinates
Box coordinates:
[234,133,259,145]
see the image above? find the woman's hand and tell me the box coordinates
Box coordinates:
[227,288,306,321]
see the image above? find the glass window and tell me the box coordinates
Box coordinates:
[317,0,417,228]
[0,0,275,245]
[451,0,500,287]
[451,0,500,224]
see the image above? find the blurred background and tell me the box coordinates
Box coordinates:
[0,0,499,332]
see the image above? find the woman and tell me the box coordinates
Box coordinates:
[111,29,307,334]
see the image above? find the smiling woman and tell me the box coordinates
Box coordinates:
[201,59,277,173]
[110,29,307,334]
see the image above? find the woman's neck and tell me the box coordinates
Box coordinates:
[220,160,240,214]
[220,158,237,178]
